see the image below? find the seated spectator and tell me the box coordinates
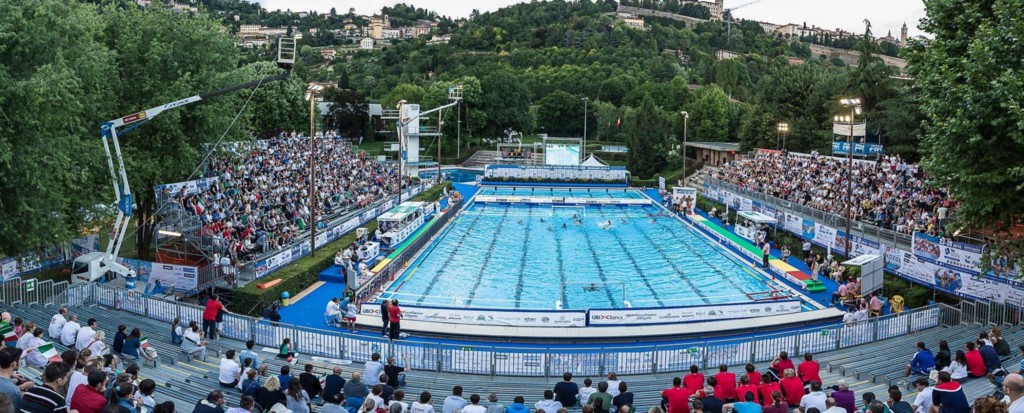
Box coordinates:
[606,373,622,397]
[464,394,487,413]
[112,325,127,355]
[770,352,795,380]
[75,318,98,351]
[170,317,183,345]
[227,395,256,413]
[365,353,386,386]
[385,356,409,388]
[905,341,935,377]
[934,341,951,371]
[723,391,761,413]
[322,394,346,413]
[85,330,108,357]
[241,369,262,397]
[942,351,969,382]
[344,372,369,402]
[579,378,597,406]
[588,382,613,413]
[964,342,986,378]
[443,386,469,413]
[745,365,761,386]
[757,374,780,407]
[20,361,71,413]
[48,308,68,340]
[368,385,385,410]
[108,382,138,413]
[779,370,804,407]
[194,391,226,413]
[219,350,240,388]
[412,392,436,413]
[255,376,286,412]
[59,315,81,347]
[887,390,912,413]
[830,381,855,413]
[735,375,760,405]
[611,383,632,413]
[823,398,845,413]
[763,391,787,413]
[323,367,346,403]
[298,364,323,399]
[240,339,268,377]
[70,370,109,413]
[286,379,311,413]
[860,393,888,413]
[990,327,1012,357]
[278,365,293,390]
[684,366,705,391]
[181,322,207,361]
[977,339,1002,372]
[278,338,297,363]
[930,371,969,413]
[799,382,826,413]
[799,353,822,385]
[21,328,49,368]
[700,387,724,413]
[483,393,502,413]
[553,372,579,408]
[661,377,690,413]
[714,366,737,402]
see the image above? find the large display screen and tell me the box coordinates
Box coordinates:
[544,144,580,165]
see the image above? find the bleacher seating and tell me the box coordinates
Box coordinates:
[4,299,1018,413]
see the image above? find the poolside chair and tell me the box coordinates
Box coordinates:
[889,295,905,314]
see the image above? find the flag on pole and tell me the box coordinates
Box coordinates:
[0,322,15,346]
[615,118,621,128]
[38,342,63,363]
[140,337,149,350]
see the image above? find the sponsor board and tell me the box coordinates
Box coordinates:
[360,306,586,328]
[587,300,802,326]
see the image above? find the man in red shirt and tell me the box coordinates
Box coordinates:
[798,353,822,385]
[387,299,402,340]
[714,365,737,402]
[202,295,230,340]
[779,369,805,406]
[70,371,108,413]
[735,374,760,405]
[684,365,705,391]
[964,342,986,378]
[745,364,761,386]
[661,377,692,413]
[757,373,781,407]
[770,351,795,380]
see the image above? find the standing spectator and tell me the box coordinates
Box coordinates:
[887,390,913,413]
[75,319,97,351]
[21,361,71,413]
[930,371,969,413]
[49,308,68,340]
[553,373,579,408]
[904,342,935,377]
[69,371,108,413]
[798,382,827,413]
[683,366,705,391]
[112,325,127,355]
[385,356,409,388]
[442,386,468,413]
[286,379,311,413]
[410,392,435,413]
[1003,374,1024,413]
[181,322,208,361]
[964,342,986,378]
[484,393,503,413]
[380,301,391,338]
[364,353,386,386]
[388,299,403,341]
[661,378,690,413]
[59,315,80,347]
[831,380,855,413]
[714,365,737,402]
[202,296,228,340]
[219,350,241,388]
[323,367,346,403]
[193,391,226,413]
[579,379,597,405]
[299,364,323,399]
[911,378,932,413]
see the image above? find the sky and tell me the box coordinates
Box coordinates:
[255,0,929,38]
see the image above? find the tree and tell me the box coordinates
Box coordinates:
[688,85,730,142]
[479,69,533,136]
[236,61,308,137]
[536,91,584,136]
[324,88,369,137]
[626,95,667,179]
[904,0,1024,242]
[0,0,114,256]
[383,83,426,109]
[102,4,250,260]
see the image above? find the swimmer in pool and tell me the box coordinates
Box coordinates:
[598,220,612,230]
[583,283,598,292]
[562,222,567,228]
[620,218,627,224]
[540,217,545,223]
[517,219,523,225]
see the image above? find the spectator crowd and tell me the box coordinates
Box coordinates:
[712,152,956,236]
[165,131,406,265]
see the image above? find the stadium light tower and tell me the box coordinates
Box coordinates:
[306,83,325,257]
[680,111,689,185]
[582,97,589,159]
[777,122,789,150]
[835,97,862,258]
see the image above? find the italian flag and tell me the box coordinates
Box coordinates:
[0,322,15,345]
[140,337,149,350]
[38,342,62,363]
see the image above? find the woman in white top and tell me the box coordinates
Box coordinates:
[219,349,241,387]
[16,322,36,350]
[87,330,109,356]
[23,328,50,368]
[942,350,969,382]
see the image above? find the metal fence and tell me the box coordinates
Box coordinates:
[704,177,914,250]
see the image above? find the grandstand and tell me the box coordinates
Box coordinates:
[1,282,1018,413]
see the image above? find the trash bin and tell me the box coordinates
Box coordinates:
[281,291,291,307]
[125,276,136,290]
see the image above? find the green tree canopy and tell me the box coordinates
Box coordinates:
[626,95,668,179]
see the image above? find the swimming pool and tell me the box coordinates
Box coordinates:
[419,168,483,183]
[384,187,795,311]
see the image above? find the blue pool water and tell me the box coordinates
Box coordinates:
[386,188,784,310]
[420,168,483,183]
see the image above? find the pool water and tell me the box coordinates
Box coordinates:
[386,188,784,310]
[419,168,483,183]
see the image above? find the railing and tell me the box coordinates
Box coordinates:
[704,177,913,250]
[30,283,953,377]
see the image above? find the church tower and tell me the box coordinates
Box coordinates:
[900,22,908,46]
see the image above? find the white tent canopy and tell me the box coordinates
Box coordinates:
[580,154,607,166]
[737,211,778,225]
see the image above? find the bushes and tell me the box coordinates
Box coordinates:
[230,182,453,315]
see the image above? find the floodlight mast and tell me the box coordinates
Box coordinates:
[395,85,462,203]
[91,38,296,286]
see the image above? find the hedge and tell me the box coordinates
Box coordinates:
[230,182,453,315]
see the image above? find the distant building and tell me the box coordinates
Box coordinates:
[382,28,401,39]
[319,48,337,60]
[239,24,261,37]
[716,50,742,60]
[900,22,908,46]
[698,0,723,21]
[369,14,389,39]
[623,16,645,30]
[427,34,451,45]
[360,37,375,50]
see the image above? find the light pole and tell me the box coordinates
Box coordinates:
[835,97,862,258]
[582,97,589,161]
[456,100,461,159]
[306,84,324,257]
[396,99,407,205]
[680,111,689,185]
[777,122,789,150]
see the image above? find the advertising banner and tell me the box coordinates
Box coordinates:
[782,213,803,234]
[832,141,883,156]
[814,223,837,249]
[154,177,219,198]
[735,224,757,243]
[587,300,802,326]
[150,263,199,290]
[1,259,17,281]
[361,306,586,328]
[801,218,816,240]
[912,232,984,274]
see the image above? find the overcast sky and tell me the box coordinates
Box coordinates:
[256,0,928,38]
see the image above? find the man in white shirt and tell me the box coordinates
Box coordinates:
[534,391,562,413]
[59,315,81,347]
[463,394,488,413]
[75,318,98,351]
[1004,374,1024,413]
[798,382,827,413]
[911,378,933,413]
[442,387,469,413]
[219,350,241,387]
[48,307,67,339]
[66,360,100,407]
[822,398,845,413]
[326,298,341,323]
[364,353,386,386]
[181,322,208,361]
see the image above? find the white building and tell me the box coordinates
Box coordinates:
[360,37,375,50]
